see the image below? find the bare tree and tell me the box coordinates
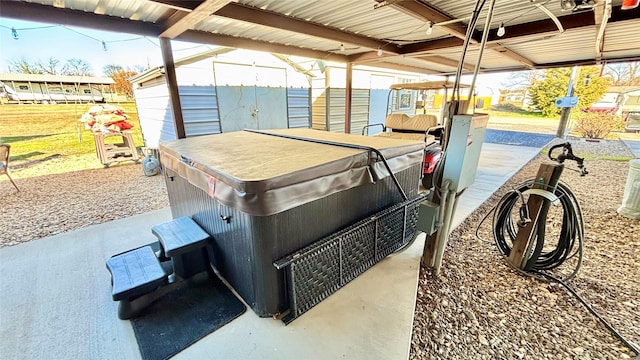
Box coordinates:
[63,58,94,76]
[502,69,543,89]
[130,64,146,74]
[36,57,64,75]
[603,61,640,86]
[8,57,43,74]
[103,64,124,77]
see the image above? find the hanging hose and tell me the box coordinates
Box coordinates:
[486,177,640,356]
[492,180,584,280]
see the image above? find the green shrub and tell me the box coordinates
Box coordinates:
[572,112,625,139]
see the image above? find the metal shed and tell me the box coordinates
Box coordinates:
[310,65,422,134]
[129,48,313,147]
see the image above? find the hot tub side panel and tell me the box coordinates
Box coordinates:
[164,164,421,316]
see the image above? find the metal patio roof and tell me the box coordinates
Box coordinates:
[1,0,639,76]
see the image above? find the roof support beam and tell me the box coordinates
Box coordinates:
[485,44,536,69]
[159,0,231,38]
[377,0,471,41]
[159,38,186,139]
[415,55,476,72]
[177,30,348,62]
[215,3,397,53]
[147,1,203,11]
[362,62,441,75]
[486,11,594,42]
[347,51,399,64]
[0,1,162,36]
[398,38,465,57]
[345,63,353,134]
[151,1,397,53]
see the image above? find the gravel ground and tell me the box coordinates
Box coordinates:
[0,163,169,247]
[411,138,640,359]
[1,134,638,359]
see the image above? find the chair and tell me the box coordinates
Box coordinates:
[362,113,442,144]
[408,114,444,141]
[0,144,19,191]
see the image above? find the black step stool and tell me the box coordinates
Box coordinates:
[107,216,212,319]
[152,216,212,280]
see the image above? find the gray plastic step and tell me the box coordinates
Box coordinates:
[152,216,211,257]
[106,246,167,301]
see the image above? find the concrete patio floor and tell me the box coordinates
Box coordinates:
[0,143,542,360]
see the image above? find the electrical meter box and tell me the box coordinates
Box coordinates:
[443,114,488,192]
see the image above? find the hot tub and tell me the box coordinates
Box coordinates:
[159,128,424,317]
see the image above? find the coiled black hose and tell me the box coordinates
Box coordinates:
[492,179,584,280]
[488,179,640,356]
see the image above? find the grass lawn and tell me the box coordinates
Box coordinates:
[0,104,630,180]
[0,103,145,179]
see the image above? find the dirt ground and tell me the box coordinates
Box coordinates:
[411,139,639,359]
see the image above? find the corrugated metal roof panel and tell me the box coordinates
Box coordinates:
[382,57,453,74]
[198,16,366,53]
[23,0,167,23]
[238,0,439,45]
[440,48,524,69]
[423,0,623,30]
[432,1,569,27]
[500,28,598,64]
[602,20,640,58]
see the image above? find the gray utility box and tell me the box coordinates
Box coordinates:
[443,114,488,192]
[159,128,424,317]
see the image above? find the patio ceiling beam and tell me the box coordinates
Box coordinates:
[147,1,203,11]
[397,38,465,57]
[150,1,399,53]
[364,62,441,75]
[214,3,398,53]
[485,11,595,42]
[347,51,402,64]
[375,0,472,42]
[415,55,476,72]
[177,30,349,62]
[0,1,162,37]
[159,0,232,38]
[485,44,536,69]
[532,54,640,70]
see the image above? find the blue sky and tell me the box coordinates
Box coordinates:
[0,18,512,94]
[0,19,215,76]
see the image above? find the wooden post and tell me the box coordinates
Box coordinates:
[421,233,437,267]
[507,163,564,269]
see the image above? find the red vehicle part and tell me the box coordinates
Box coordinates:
[422,146,442,189]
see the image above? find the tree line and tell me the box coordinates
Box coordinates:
[8,57,145,99]
[505,62,640,116]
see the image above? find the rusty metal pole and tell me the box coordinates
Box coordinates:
[160,37,186,139]
[345,62,353,134]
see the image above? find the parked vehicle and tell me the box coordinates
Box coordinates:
[363,81,471,189]
[584,101,621,114]
[625,111,640,133]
